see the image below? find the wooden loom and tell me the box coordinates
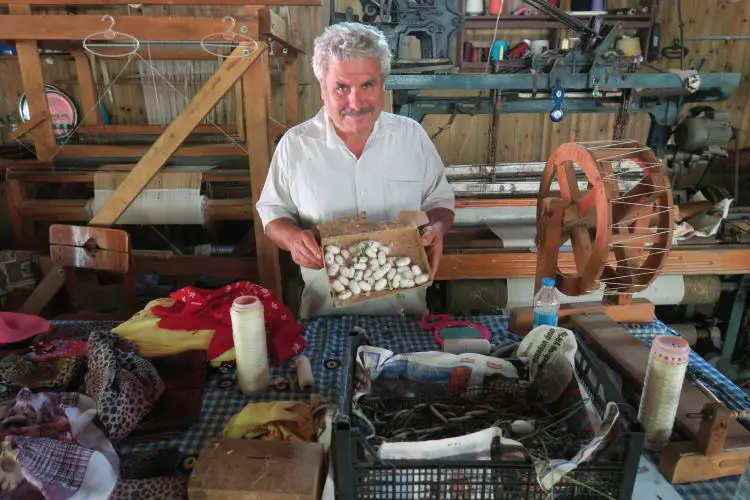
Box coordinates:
[1,0,316,315]
[510,141,750,483]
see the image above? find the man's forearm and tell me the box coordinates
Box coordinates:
[426,207,455,235]
[264,218,304,252]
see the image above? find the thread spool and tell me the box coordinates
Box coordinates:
[465,0,484,16]
[295,355,314,390]
[637,335,689,451]
[230,295,270,396]
[530,39,550,55]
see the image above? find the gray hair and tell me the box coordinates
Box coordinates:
[312,22,392,84]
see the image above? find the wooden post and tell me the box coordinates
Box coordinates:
[9,5,56,163]
[73,51,100,126]
[284,56,300,126]
[243,47,282,296]
[5,179,34,248]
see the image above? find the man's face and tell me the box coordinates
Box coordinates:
[321,57,384,138]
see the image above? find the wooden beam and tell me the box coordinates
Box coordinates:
[437,247,750,279]
[7,167,249,183]
[75,124,238,135]
[243,49,282,295]
[284,56,300,126]
[72,51,99,125]
[18,265,67,315]
[57,144,246,157]
[89,43,261,226]
[10,5,56,162]
[0,15,260,41]
[257,8,302,53]
[2,0,320,5]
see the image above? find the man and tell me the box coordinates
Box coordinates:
[256,22,455,319]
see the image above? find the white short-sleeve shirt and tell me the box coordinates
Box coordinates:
[256,108,455,318]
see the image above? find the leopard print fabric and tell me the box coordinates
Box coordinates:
[110,476,188,500]
[84,331,165,441]
[0,356,83,401]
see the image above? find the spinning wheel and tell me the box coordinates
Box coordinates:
[535,141,674,304]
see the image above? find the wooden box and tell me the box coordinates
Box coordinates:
[188,438,324,500]
[318,211,433,308]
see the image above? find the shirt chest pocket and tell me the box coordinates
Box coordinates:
[384,179,422,221]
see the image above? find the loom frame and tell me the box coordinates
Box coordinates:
[1,1,313,314]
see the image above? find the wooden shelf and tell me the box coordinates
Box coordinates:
[463,14,652,30]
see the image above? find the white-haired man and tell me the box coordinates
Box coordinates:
[256,22,455,318]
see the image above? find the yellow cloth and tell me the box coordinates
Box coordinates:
[223,401,319,442]
[111,298,214,358]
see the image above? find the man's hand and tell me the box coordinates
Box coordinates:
[290,229,324,270]
[420,224,444,274]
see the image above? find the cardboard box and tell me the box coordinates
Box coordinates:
[318,211,433,308]
[188,438,324,500]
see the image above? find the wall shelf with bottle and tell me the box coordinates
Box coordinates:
[456,0,658,71]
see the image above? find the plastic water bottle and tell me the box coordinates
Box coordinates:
[533,277,560,328]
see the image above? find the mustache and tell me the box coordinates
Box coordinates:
[340,106,374,117]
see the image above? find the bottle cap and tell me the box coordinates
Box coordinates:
[541,277,556,287]
[651,335,689,365]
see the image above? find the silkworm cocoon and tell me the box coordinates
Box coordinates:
[327,263,340,277]
[510,420,535,436]
[353,262,367,271]
[331,279,345,292]
[386,268,397,280]
[387,256,396,263]
[391,274,402,289]
[382,245,391,255]
[415,274,429,285]
[324,252,335,265]
[366,277,375,287]
[402,269,415,280]
[326,245,341,255]
[348,246,358,256]
[396,257,411,267]
[363,269,373,280]
[397,266,410,275]
[358,256,368,264]
[342,267,355,279]
[374,278,387,291]
[377,251,386,266]
[365,246,378,259]
[359,281,372,292]
[338,290,353,300]
[400,279,416,288]
[354,270,364,281]
[369,259,379,270]
[337,275,349,286]
[335,254,345,265]
[369,241,381,249]
[348,281,361,295]
[341,249,350,260]
[411,265,422,276]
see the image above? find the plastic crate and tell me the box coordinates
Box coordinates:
[332,329,644,500]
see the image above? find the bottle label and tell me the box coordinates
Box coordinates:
[533,311,558,328]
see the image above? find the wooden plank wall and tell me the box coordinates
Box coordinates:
[0,0,749,165]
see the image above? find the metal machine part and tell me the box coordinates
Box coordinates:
[445,161,643,198]
[669,107,733,162]
[330,0,462,65]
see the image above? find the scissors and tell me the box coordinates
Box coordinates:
[419,314,492,345]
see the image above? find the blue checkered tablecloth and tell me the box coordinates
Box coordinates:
[49,315,747,500]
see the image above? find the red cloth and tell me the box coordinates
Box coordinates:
[150,281,305,364]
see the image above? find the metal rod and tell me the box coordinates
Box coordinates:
[686,35,750,41]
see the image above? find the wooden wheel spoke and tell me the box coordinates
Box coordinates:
[556,161,580,201]
[570,226,593,276]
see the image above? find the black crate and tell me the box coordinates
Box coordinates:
[332,329,644,500]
